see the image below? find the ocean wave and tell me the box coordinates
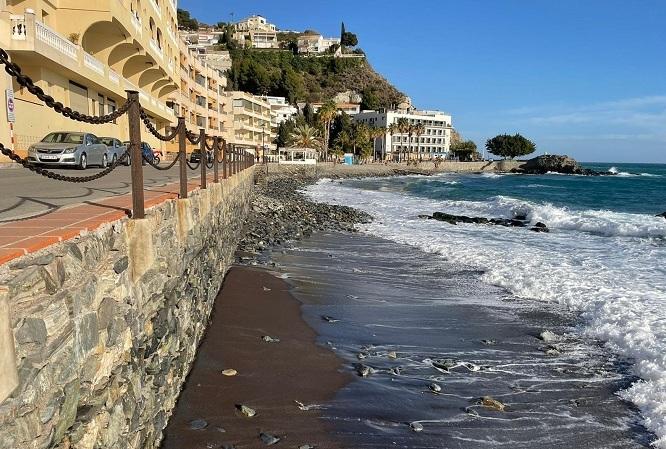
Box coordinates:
[607,166,662,178]
[306,180,666,446]
[480,172,504,179]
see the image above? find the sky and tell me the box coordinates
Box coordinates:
[179,0,666,163]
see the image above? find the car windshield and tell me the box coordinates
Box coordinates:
[100,138,116,146]
[41,133,84,144]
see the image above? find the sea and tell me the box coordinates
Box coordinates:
[272,163,666,448]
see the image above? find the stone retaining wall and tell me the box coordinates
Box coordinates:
[0,169,254,449]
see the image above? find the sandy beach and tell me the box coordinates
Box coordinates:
[161,267,350,449]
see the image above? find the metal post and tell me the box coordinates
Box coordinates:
[232,146,236,176]
[127,91,144,219]
[199,129,206,189]
[222,142,228,179]
[178,117,187,199]
[213,137,219,183]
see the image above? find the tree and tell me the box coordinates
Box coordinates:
[289,124,323,150]
[485,133,536,159]
[370,126,386,161]
[177,9,199,31]
[451,140,479,161]
[360,87,381,111]
[396,118,410,163]
[388,123,398,162]
[413,123,425,161]
[275,119,296,148]
[317,101,337,160]
[302,103,316,126]
[330,112,353,149]
[341,32,358,47]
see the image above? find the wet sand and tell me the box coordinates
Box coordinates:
[161,267,350,449]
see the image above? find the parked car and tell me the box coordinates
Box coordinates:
[99,137,126,166]
[27,132,108,169]
[121,141,156,165]
[189,149,212,163]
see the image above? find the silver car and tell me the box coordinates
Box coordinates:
[27,132,108,169]
[99,137,127,166]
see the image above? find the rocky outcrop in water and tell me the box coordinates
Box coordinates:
[515,155,608,176]
[420,212,550,233]
[657,212,666,219]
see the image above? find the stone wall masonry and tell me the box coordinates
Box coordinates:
[0,169,254,449]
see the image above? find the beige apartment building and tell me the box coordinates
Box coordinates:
[223,91,275,157]
[233,15,278,49]
[0,0,182,158]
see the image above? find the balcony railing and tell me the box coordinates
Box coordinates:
[109,69,120,85]
[83,51,105,76]
[148,0,162,19]
[149,40,163,59]
[35,21,77,60]
[130,12,142,36]
[10,15,27,40]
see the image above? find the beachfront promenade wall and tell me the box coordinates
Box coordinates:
[0,168,254,449]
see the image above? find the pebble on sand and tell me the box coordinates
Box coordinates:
[259,432,281,445]
[236,404,257,418]
[188,419,208,430]
[387,351,398,359]
[321,315,340,323]
[410,421,424,432]
[480,396,506,412]
[221,369,238,376]
[261,335,281,343]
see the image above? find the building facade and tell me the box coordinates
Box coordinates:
[354,109,453,160]
[222,91,275,156]
[0,0,181,157]
[297,33,340,54]
[262,96,297,129]
[233,15,278,49]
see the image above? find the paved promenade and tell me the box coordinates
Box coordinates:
[0,164,209,265]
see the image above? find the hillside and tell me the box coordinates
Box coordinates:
[225,49,406,109]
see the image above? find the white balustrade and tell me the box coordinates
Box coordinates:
[130,12,142,36]
[148,0,162,19]
[149,40,163,59]
[83,52,104,76]
[35,21,78,60]
[109,69,120,85]
[10,15,27,40]
[139,91,149,103]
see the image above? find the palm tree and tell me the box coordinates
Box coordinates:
[371,126,386,162]
[413,123,425,163]
[289,124,323,153]
[318,101,337,161]
[396,118,409,163]
[388,122,398,162]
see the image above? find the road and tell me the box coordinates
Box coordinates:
[0,164,199,222]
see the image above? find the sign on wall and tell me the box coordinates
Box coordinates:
[5,89,15,123]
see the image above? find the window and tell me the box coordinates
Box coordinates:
[98,95,105,117]
[108,99,117,124]
[68,81,89,114]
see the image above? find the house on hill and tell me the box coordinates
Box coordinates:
[233,15,279,49]
[297,32,341,54]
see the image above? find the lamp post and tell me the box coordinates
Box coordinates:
[262,123,268,176]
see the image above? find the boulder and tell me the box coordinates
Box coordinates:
[530,222,550,233]
[517,155,605,175]
[657,212,666,219]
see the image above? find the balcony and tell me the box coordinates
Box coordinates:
[130,11,142,37]
[6,13,174,122]
[148,0,162,19]
[149,39,163,60]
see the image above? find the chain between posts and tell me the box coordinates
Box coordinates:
[0,47,254,219]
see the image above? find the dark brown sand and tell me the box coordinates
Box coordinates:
[161,267,350,449]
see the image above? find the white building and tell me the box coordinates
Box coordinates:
[234,15,279,49]
[262,96,298,128]
[297,33,341,54]
[354,109,453,160]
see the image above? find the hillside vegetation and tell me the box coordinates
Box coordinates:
[226,49,405,109]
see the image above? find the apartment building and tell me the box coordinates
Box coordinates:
[262,96,297,130]
[354,109,453,159]
[233,15,278,49]
[297,33,340,54]
[223,91,275,157]
[0,0,181,157]
[302,101,361,116]
[164,40,229,154]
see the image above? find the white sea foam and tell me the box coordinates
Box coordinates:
[307,179,666,447]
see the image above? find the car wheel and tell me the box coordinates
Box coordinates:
[79,153,87,170]
[101,154,108,168]
[112,154,117,165]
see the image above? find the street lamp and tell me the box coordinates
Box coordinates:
[262,123,268,176]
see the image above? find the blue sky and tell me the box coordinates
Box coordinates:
[179,0,666,163]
